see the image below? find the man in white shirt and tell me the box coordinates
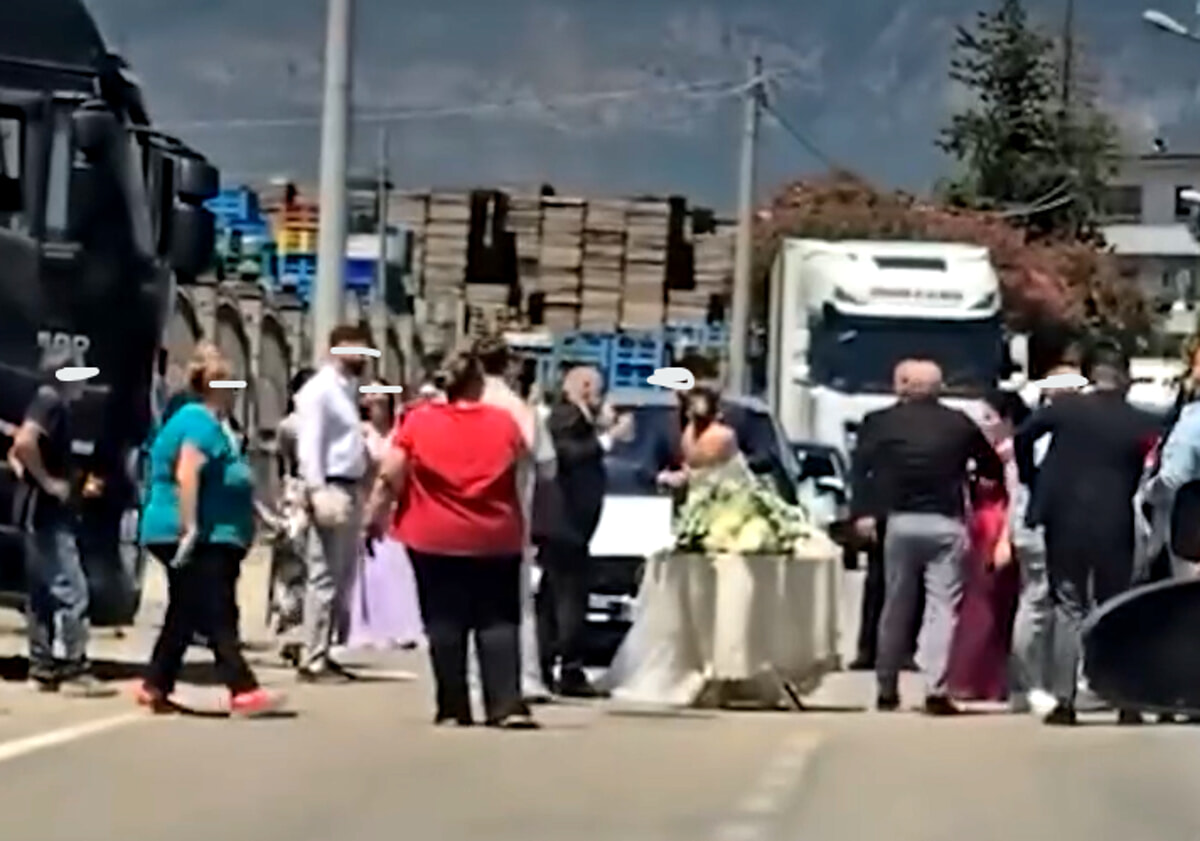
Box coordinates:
[474,336,557,701]
[294,324,373,683]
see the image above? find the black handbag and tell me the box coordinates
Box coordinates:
[1170,479,1200,561]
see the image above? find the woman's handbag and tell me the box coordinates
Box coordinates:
[310,484,353,529]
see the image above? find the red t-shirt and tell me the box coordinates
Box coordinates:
[390,401,525,556]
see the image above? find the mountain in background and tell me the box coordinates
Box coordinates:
[86,0,1198,209]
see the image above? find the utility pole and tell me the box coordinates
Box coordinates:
[728,55,762,395]
[311,0,354,364]
[372,127,390,365]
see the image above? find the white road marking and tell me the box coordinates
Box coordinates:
[0,713,149,766]
[713,730,824,841]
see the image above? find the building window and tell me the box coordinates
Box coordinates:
[1100,184,1142,220]
[1177,185,1197,220]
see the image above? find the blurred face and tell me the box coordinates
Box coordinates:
[202,361,237,415]
[362,388,391,426]
[334,341,370,378]
[979,404,1012,443]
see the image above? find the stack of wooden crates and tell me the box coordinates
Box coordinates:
[580,200,626,329]
[620,199,670,328]
[537,198,586,331]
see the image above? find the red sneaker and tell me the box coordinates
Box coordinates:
[230,688,286,718]
[134,684,176,714]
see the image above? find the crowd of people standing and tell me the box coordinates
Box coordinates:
[850,340,1200,724]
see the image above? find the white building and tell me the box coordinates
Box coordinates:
[1099,151,1200,336]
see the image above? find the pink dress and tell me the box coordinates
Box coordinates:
[344,423,424,650]
[947,438,1021,701]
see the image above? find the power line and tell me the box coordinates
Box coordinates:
[164,74,775,132]
[760,101,844,173]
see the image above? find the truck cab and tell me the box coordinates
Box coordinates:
[767,239,1015,455]
[0,0,218,624]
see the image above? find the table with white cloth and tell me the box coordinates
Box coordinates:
[600,539,841,710]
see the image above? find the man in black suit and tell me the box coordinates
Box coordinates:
[537,365,631,697]
[1015,344,1159,726]
[849,361,924,671]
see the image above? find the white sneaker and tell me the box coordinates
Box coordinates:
[1028,689,1057,716]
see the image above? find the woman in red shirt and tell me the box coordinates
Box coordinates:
[365,350,535,729]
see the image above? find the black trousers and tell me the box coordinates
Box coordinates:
[1045,522,1135,709]
[145,542,258,695]
[535,540,590,681]
[856,518,923,665]
[408,549,523,724]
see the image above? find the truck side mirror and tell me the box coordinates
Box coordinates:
[169,203,214,277]
[72,104,119,158]
[176,157,218,203]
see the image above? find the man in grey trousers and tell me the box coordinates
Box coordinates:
[294,324,374,683]
[853,360,1003,715]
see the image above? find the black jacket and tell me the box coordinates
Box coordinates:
[544,401,606,547]
[850,398,1002,520]
[1015,390,1158,534]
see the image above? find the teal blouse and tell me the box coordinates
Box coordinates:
[140,403,255,548]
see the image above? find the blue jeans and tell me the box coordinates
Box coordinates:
[25,519,89,677]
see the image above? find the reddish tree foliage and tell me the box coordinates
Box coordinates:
[754,172,1148,336]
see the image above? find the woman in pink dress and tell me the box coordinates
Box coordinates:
[344,382,424,651]
[947,389,1027,702]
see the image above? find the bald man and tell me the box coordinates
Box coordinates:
[852,359,1003,714]
[537,366,631,697]
[849,360,925,671]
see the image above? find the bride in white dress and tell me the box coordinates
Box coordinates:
[602,388,753,705]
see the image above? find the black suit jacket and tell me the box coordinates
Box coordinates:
[850,408,887,520]
[1015,390,1158,536]
[544,401,606,547]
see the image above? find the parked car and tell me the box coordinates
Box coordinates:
[580,389,802,666]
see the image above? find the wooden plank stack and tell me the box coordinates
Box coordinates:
[667,221,736,322]
[580,199,626,329]
[390,191,429,294]
[620,199,670,328]
[507,194,543,296]
[422,192,470,335]
[538,197,586,331]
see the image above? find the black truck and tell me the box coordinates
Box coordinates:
[0,0,218,624]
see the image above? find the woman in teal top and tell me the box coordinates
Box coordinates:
[136,343,282,717]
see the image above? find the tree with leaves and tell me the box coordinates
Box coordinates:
[937,0,1119,237]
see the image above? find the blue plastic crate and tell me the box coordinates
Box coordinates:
[205,187,260,226]
[666,321,728,352]
[610,331,665,367]
[609,360,660,390]
[555,331,610,365]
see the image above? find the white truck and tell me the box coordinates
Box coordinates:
[766,239,1019,455]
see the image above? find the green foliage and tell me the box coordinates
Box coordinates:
[937,0,1120,236]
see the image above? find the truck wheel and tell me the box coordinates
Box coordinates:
[86,509,147,627]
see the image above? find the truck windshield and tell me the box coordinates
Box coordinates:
[810,311,1004,395]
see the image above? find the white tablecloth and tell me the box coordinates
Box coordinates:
[601,542,841,709]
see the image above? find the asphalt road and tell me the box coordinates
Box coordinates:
[0,562,1192,841]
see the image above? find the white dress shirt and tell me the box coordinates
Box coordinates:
[295,364,366,488]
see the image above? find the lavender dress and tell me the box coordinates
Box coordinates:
[344,423,424,650]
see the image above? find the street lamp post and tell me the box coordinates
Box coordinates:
[1142,8,1200,41]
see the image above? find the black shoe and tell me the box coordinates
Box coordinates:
[59,673,117,699]
[297,666,353,685]
[326,661,359,680]
[1118,709,1144,726]
[558,672,601,699]
[1044,705,1077,726]
[901,658,920,673]
[434,711,474,727]
[876,693,901,711]
[923,696,960,717]
[1157,713,1178,724]
[486,708,540,730]
[848,656,875,671]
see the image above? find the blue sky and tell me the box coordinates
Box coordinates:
[85,0,1200,210]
